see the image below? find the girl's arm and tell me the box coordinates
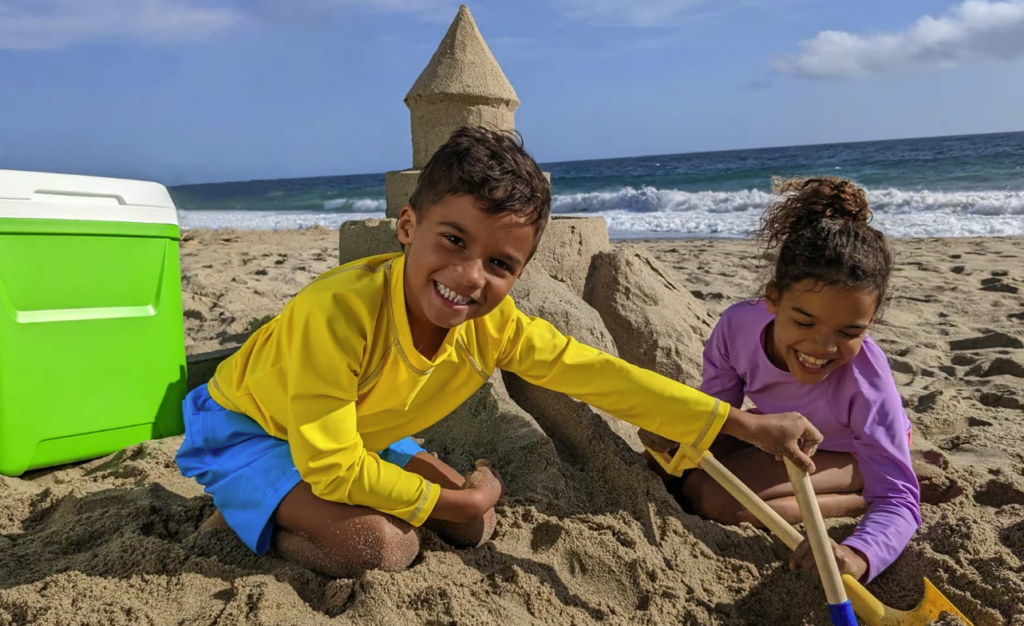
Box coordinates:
[700,317,746,407]
[838,355,922,582]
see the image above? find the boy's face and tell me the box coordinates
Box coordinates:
[397,194,537,332]
[765,280,877,385]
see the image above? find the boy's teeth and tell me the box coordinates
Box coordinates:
[797,351,830,369]
[436,281,470,305]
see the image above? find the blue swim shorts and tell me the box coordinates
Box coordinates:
[175,383,426,555]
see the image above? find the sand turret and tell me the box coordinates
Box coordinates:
[385,5,530,218]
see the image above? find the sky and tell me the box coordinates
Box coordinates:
[0,0,1022,185]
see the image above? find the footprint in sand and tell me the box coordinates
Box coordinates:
[948,332,1024,351]
[978,388,1023,411]
[973,478,1024,509]
[980,277,1019,294]
[1000,520,1024,561]
[966,357,1024,379]
[530,520,565,551]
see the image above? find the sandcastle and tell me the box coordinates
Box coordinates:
[334,3,723,524]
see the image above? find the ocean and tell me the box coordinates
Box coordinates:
[169,131,1024,239]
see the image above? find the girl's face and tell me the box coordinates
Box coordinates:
[765,280,878,385]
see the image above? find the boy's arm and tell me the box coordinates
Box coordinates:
[282,297,440,526]
[496,308,819,466]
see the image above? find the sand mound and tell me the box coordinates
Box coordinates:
[585,246,716,388]
[3,233,1023,625]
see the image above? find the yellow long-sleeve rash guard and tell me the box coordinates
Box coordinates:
[209,252,730,527]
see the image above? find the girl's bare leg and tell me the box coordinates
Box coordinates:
[680,443,866,526]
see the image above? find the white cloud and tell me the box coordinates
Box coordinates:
[0,0,241,50]
[558,0,714,27]
[774,0,1024,78]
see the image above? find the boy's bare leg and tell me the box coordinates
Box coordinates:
[198,452,495,578]
[404,452,497,548]
[272,481,421,578]
[680,444,866,526]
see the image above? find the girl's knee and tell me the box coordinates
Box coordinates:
[681,472,745,526]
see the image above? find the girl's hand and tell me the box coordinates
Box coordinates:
[790,537,869,582]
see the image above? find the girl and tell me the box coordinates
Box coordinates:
[642,176,920,584]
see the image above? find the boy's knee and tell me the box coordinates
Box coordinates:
[280,515,420,578]
[354,515,421,573]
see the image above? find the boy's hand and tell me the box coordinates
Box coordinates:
[722,408,822,473]
[638,428,678,454]
[463,459,504,514]
[432,460,504,523]
[790,538,868,582]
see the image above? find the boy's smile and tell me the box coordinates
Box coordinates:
[397,194,538,357]
[765,280,878,385]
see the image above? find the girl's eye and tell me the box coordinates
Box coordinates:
[795,321,814,328]
[840,331,863,340]
[443,234,464,247]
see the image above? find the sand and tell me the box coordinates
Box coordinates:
[1,231,1023,625]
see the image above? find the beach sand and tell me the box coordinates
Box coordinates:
[1,228,1022,625]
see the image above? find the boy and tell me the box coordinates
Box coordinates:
[176,126,823,578]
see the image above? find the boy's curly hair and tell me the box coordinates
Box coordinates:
[757,176,893,316]
[409,126,551,245]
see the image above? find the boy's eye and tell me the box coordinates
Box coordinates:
[491,259,512,273]
[443,234,464,247]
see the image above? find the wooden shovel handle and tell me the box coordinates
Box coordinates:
[695,452,804,550]
[784,458,848,606]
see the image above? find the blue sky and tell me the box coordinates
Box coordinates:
[0,0,1022,185]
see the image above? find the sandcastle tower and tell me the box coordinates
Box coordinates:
[385,4,540,218]
[341,3,606,273]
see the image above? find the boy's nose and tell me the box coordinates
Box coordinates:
[457,259,487,290]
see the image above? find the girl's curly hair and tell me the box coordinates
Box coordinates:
[757,176,893,316]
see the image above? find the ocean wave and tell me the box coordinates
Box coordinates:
[322,198,387,212]
[552,185,1024,217]
[178,185,1024,238]
[178,210,385,231]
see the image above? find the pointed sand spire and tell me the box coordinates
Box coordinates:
[405,4,519,105]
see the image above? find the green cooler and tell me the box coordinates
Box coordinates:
[0,169,187,476]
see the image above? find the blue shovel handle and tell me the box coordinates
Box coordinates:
[828,600,858,626]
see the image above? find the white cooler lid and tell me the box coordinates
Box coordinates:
[0,169,179,226]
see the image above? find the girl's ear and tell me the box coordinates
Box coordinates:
[764,282,780,314]
[397,205,416,246]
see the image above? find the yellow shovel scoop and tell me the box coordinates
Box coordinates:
[646,443,974,626]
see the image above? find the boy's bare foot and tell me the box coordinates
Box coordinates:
[199,509,230,532]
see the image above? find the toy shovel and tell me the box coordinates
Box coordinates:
[645,442,975,626]
[784,457,857,625]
